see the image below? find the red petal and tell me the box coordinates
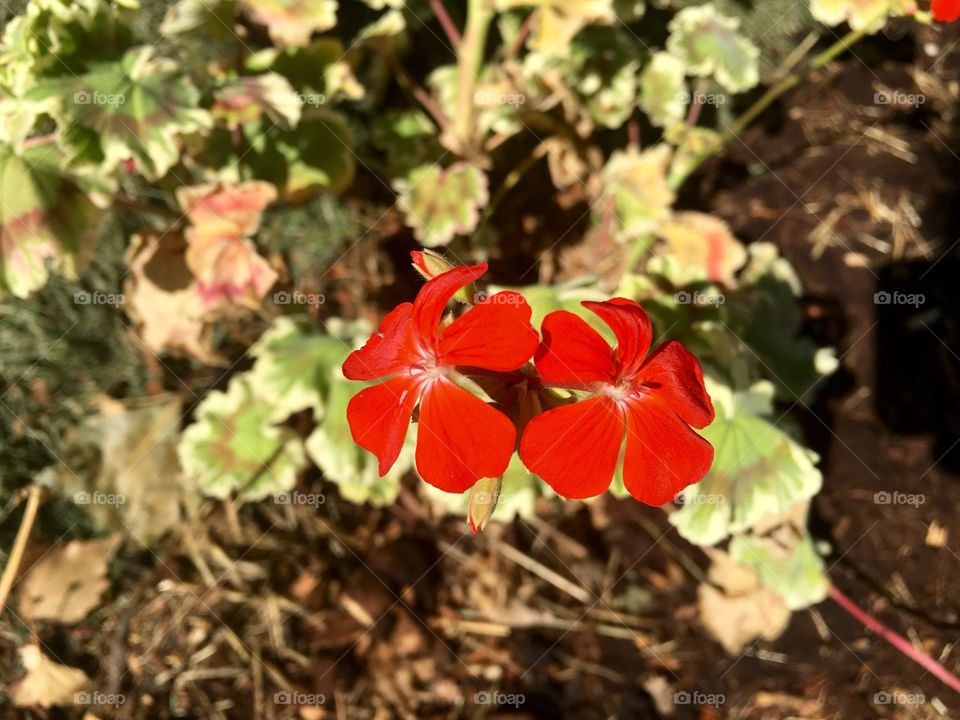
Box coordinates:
[534,311,617,387]
[933,0,960,22]
[637,341,715,429]
[415,377,516,493]
[412,263,487,352]
[438,291,539,371]
[582,298,652,380]
[622,399,714,506]
[519,396,623,499]
[346,376,421,475]
[343,303,417,381]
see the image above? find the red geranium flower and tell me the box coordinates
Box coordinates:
[519,299,715,505]
[343,263,539,493]
[933,0,960,21]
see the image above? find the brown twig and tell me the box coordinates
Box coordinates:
[0,485,42,615]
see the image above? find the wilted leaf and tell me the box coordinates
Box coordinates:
[19,535,119,624]
[37,47,211,180]
[640,52,687,129]
[598,144,674,243]
[212,72,302,130]
[698,550,791,654]
[657,212,747,285]
[669,377,823,546]
[730,531,829,610]
[11,645,90,708]
[666,5,759,93]
[177,181,279,309]
[394,162,489,247]
[123,230,220,363]
[0,143,101,298]
[241,0,338,47]
[178,375,306,500]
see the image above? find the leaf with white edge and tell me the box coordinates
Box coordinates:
[640,52,687,129]
[565,27,642,130]
[656,211,747,286]
[212,72,302,130]
[666,5,759,93]
[394,162,489,247]
[178,375,306,501]
[249,317,354,422]
[495,0,616,54]
[669,377,823,546]
[306,368,413,506]
[241,0,338,48]
[245,38,364,104]
[35,47,211,180]
[809,0,907,31]
[11,645,90,708]
[598,144,675,243]
[177,181,279,309]
[729,531,829,610]
[0,143,101,298]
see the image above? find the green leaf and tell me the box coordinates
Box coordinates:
[0,143,101,298]
[370,110,444,176]
[394,162,489,247]
[669,377,823,546]
[666,4,759,93]
[305,369,412,506]
[240,0,338,48]
[729,532,829,610]
[598,144,675,243]
[35,47,211,180]
[178,375,306,501]
[245,38,364,104]
[248,317,354,422]
[640,52,687,129]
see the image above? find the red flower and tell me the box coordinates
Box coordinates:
[519,299,715,505]
[933,0,960,21]
[343,263,539,493]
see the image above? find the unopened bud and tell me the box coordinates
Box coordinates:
[468,476,503,533]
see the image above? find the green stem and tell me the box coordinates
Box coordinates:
[450,0,493,153]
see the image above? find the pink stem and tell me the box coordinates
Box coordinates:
[507,11,536,58]
[428,0,462,47]
[829,584,960,694]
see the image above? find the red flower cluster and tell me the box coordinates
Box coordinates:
[933,0,960,21]
[343,257,715,506]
